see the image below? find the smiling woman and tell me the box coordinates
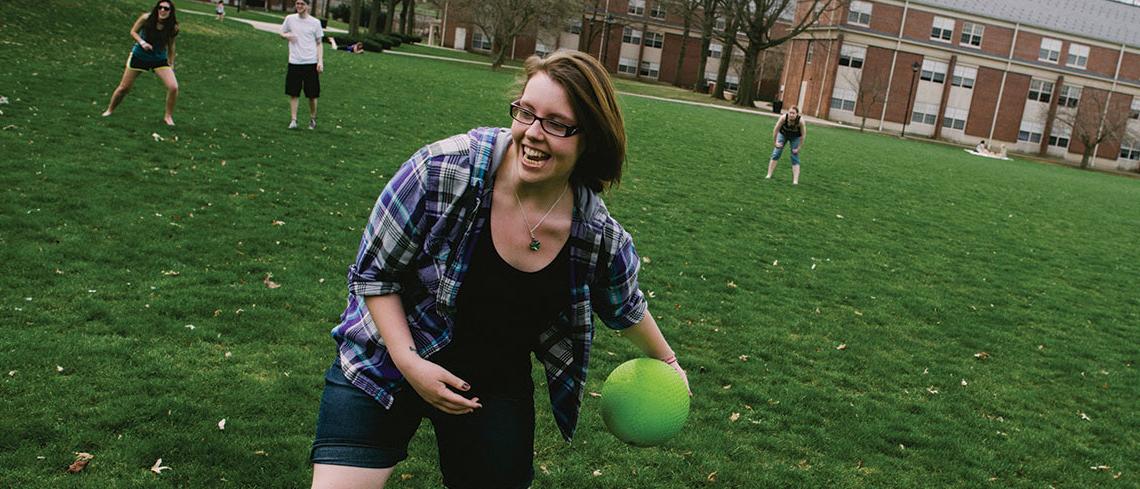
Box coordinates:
[308,50,690,489]
[101,0,181,126]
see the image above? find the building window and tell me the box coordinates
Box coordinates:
[960,22,984,48]
[1067,43,1089,69]
[1028,79,1054,103]
[618,57,638,75]
[567,19,582,35]
[639,61,660,79]
[643,31,664,49]
[723,74,740,91]
[628,0,645,16]
[931,17,954,43]
[1130,99,1140,119]
[708,42,723,58]
[534,40,551,58]
[1057,85,1081,108]
[911,103,939,125]
[1121,141,1140,160]
[1048,126,1071,149]
[951,65,976,89]
[715,16,726,31]
[830,88,857,111]
[1017,122,1044,143]
[806,43,814,64]
[650,3,666,19]
[847,0,872,26]
[1039,38,1062,63]
[942,107,967,130]
[838,44,866,68]
[472,30,492,51]
[920,60,948,83]
[622,27,642,45]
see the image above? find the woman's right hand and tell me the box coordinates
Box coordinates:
[400,357,482,414]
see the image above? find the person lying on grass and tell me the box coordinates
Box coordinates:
[309,50,690,489]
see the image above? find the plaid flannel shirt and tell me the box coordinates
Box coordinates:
[332,127,647,442]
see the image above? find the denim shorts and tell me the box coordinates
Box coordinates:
[310,362,536,489]
[771,133,802,165]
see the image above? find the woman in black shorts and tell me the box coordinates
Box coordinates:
[102,0,180,126]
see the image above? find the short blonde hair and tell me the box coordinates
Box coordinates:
[519,51,626,193]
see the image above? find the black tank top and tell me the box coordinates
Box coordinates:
[779,115,802,138]
[432,215,571,396]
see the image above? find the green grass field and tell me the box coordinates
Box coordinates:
[2,1,1137,487]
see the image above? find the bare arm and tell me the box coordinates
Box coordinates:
[797,120,806,150]
[772,115,784,142]
[364,294,481,414]
[316,37,324,72]
[620,309,691,394]
[167,37,176,66]
[131,14,151,50]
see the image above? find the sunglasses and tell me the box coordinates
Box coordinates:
[157,5,172,11]
[509,103,579,137]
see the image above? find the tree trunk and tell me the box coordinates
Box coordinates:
[712,40,733,100]
[491,35,510,69]
[1081,148,1092,169]
[384,0,398,34]
[349,0,363,37]
[694,25,712,92]
[400,0,411,35]
[733,43,760,107]
[673,16,692,88]
[368,0,384,34]
[406,0,416,37]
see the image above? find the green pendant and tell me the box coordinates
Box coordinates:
[529,238,541,251]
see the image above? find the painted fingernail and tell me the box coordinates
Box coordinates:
[461,383,470,390]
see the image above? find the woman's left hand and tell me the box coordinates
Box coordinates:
[665,357,692,396]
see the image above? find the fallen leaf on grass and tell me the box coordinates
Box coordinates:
[272,220,285,226]
[707,471,718,482]
[772,260,778,266]
[263,273,281,289]
[218,419,226,430]
[1090,465,1111,471]
[739,355,749,362]
[1078,411,1091,421]
[162,270,180,277]
[8,370,15,376]
[56,365,64,373]
[68,452,94,473]
[150,458,171,474]
[400,473,414,481]
[926,386,939,395]
[961,379,968,386]
[974,352,990,360]
[836,214,844,219]
[836,344,847,351]
[729,412,741,422]
[151,133,164,142]
[588,392,601,398]
[726,281,737,288]
[592,469,602,476]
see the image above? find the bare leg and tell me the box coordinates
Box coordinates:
[766,160,777,179]
[311,463,393,489]
[155,68,179,126]
[104,67,142,116]
[289,97,300,124]
[308,98,318,129]
[792,165,800,185]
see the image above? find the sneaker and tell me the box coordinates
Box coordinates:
[308,118,316,130]
[288,120,298,129]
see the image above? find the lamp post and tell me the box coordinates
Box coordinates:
[901,61,921,138]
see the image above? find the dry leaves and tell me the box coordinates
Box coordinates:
[150,458,171,475]
[592,469,602,476]
[974,351,990,361]
[263,273,281,289]
[67,452,94,473]
[1078,411,1091,421]
[400,473,414,481]
[272,220,285,226]
[836,344,847,351]
[707,471,718,482]
[588,392,601,398]
[218,419,226,430]
[739,355,749,362]
[162,270,180,277]
[726,281,737,288]
[729,412,741,422]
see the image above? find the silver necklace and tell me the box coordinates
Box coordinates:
[513,184,568,252]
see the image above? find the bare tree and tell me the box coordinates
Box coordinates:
[693,0,722,93]
[384,0,399,34]
[662,0,702,88]
[349,0,364,37]
[577,0,606,53]
[842,67,889,132]
[1055,89,1136,169]
[368,0,384,34]
[729,0,847,107]
[711,0,741,100]
[457,0,578,69]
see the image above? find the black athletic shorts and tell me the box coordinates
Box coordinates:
[285,63,320,98]
[128,53,171,72]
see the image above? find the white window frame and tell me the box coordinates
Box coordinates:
[830,87,857,112]
[1067,43,1089,69]
[960,22,983,48]
[708,42,723,59]
[1057,85,1081,108]
[941,107,968,131]
[1028,79,1054,103]
[643,31,664,49]
[723,74,740,91]
[1048,125,1071,149]
[1120,140,1140,160]
[618,57,638,75]
[628,0,645,16]
[534,40,552,58]
[951,65,976,89]
[1018,121,1044,143]
[472,30,492,51]
[911,102,939,125]
[621,27,642,45]
[931,16,954,43]
[839,44,866,69]
[639,60,660,79]
[847,0,872,26]
[650,2,666,19]
[920,60,948,83]
[715,16,726,31]
[1039,38,1062,63]
[1130,98,1140,120]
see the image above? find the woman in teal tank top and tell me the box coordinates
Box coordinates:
[101,1,181,126]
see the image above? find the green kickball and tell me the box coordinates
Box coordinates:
[599,358,690,447]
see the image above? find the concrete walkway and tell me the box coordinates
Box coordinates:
[181,8,347,35]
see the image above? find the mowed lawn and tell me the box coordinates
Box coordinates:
[2,1,1137,488]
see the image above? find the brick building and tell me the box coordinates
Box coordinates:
[434,1,790,100]
[779,0,1140,170]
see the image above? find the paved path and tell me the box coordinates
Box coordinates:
[181,8,347,34]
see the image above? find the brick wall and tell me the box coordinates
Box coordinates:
[854,46,894,119]
[869,1,903,36]
[994,72,1030,141]
[980,24,1014,58]
[902,9,933,41]
[1012,31,1043,64]
[1119,52,1140,83]
[884,52,923,123]
[1085,45,1119,78]
[660,33,702,87]
[965,66,1004,138]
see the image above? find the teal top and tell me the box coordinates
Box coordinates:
[130,29,170,63]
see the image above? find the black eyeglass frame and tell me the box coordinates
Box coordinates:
[157,5,173,10]
[509,102,580,137]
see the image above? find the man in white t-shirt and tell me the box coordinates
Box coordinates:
[281,0,324,129]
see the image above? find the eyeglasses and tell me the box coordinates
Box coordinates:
[157,5,172,11]
[509,103,579,137]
